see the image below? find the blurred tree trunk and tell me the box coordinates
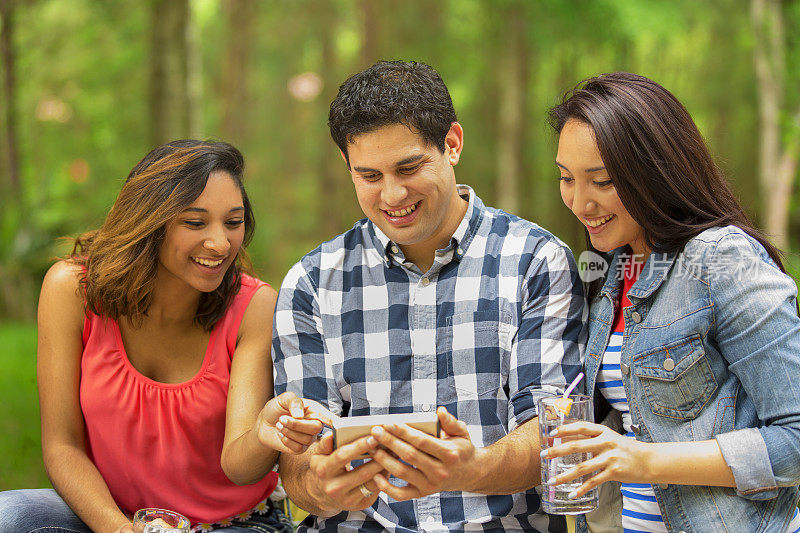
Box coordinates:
[149,0,198,146]
[751,0,800,249]
[185,2,202,138]
[0,0,19,197]
[360,0,381,67]
[0,0,35,320]
[317,0,345,238]
[220,0,256,144]
[496,1,528,214]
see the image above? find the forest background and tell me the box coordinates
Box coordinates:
[1,0,799,490]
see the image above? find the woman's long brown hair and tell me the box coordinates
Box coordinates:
[549,72,785,295]
[70,139,255,331]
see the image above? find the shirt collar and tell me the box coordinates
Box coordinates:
[368,185,484,267]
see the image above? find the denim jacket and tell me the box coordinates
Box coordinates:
[577,226,800,533]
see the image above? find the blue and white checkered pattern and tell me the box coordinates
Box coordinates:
[273,186,585,532]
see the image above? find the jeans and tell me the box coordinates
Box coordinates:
[0,489,293,533]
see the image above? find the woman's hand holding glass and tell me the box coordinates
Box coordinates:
[257,391,333,454]
[542,421,654,499]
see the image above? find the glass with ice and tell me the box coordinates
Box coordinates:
[132,508,190,533]
[538,394,599,514]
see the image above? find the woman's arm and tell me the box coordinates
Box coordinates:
[543,422,735,497]
[38,261,133,533]
[221,285,323,485]
[707,233,800,495]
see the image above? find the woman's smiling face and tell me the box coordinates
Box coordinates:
[557,119,649,257]
[157,171,246,293]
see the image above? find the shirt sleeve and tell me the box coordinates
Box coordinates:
[710,232,800,498]
[508,239,587,431]
[272,260,344,416]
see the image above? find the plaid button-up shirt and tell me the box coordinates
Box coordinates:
[273,186,585,532]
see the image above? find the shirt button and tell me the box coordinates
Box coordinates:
[422,404,431,412]
[426,516,436,523]
[631,311,642,323]
[663,358,675,371]
[421,277,430,286]
[391,245,400,254]
[620,362,630,376]
[457,247,464,255]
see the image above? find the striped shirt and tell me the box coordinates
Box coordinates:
[598,331,666,533]
[597,259,666,533]
[273,186,585,532]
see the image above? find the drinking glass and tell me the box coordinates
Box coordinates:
[538,394,599,514]
[132,508,191,533]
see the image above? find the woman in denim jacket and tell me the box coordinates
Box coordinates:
[545,72,800,532]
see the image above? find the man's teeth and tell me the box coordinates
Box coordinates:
[586,214,614,227]
[386,203,418,217]
[193,257,224,267]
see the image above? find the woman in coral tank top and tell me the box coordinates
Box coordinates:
[0,140,326,532]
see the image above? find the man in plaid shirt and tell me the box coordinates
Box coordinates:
[273,60,585,532]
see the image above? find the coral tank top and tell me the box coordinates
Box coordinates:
[80,274,277,525]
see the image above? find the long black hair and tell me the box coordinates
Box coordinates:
[549,72,785,279]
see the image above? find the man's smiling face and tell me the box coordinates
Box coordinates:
[346,122,465,264]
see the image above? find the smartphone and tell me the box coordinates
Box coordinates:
[332,411,440,456]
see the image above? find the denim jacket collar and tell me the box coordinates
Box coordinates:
[599,247,679,303]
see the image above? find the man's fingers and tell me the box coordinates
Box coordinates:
[372,472,420,502]
[371,425,439,469]
[378,423,447,460]
[333,434,380,463]
[437,406,468,437]
[368,447,430,488]
[317,459,385,510]
[318,432,334,455]
[313,435,380,479]
[326,459,385,499]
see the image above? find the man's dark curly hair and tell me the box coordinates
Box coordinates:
[329,60,457,164]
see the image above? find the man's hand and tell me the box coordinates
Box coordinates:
[307,431,386,514]
[367,407,481,500]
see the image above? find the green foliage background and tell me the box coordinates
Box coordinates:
[0,0,798,490]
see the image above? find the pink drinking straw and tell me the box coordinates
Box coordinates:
[563,372,584,398]
[547,372,585,502]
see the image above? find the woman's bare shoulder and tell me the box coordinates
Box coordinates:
[40,260,85,316]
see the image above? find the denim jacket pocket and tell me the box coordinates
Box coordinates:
[633,334,717,419]
[441,311,509,398]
